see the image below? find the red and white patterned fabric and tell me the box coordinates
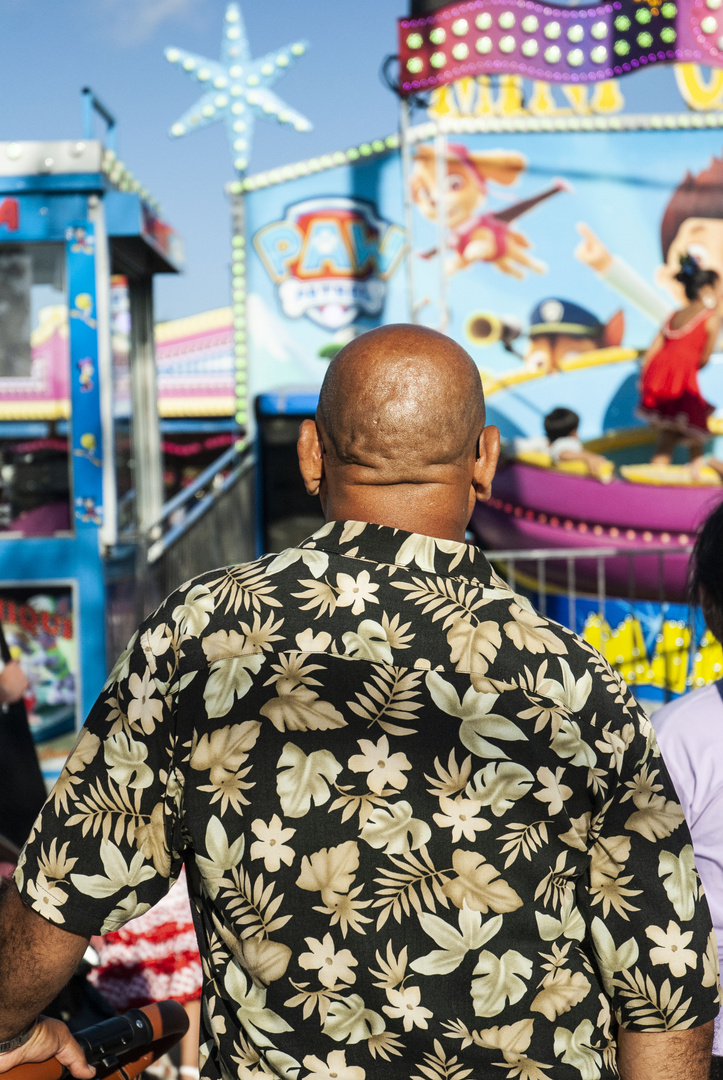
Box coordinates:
[88,869,202,1010]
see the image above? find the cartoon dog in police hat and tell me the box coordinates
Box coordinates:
[523,297,625,373]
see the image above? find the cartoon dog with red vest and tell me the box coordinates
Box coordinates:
[410,143,568,278]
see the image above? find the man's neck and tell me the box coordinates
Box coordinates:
[323,485,470,542]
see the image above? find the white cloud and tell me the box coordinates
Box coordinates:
[94,0,205,46]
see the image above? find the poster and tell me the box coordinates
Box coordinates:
[244,69,723,444]
[0,584,78,742]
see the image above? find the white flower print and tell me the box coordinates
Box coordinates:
[382,985,433,1031]
[348,735,411,794]
[646,921,697,978]
[302,1050,365,1080]
[126,669,165,734]
[334,571,379,616]
[432,795,490,843]
[298,933,358,988]
[250,815,296,872]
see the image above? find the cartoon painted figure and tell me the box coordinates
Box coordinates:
[410,144,568,277]
[75,497,102,525]
[77,358,94,392]
[576,154,723,326]
[523,298,624,373]
[70,292,97,329]
[66,227,94,256]
[73,432,101,468]
[638,256,723,465]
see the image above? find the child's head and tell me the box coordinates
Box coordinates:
[544,407,579,442]
[674,254,719,301]
[691,499,723,641]
[658,155,723,302]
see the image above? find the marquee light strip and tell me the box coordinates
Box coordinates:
[226,109,723,193]
[100,149,162,213]
[398,0,723,95]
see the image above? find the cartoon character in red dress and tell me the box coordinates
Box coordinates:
[638,255,723,464]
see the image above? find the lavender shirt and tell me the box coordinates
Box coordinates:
[653,681,723,1055]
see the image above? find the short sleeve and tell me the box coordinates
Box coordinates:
[549,436,583,462]
[14,598,190,938]
[577,688,721,1030]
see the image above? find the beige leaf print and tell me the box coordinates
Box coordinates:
[530,969,591,1020]
[625,796,685,842]
[467,762,534,817]
[203,652,265,718]
[503,604,566,656]
[191,722,262,785]
[260,686,346,732]
[277,744,343,818]
[443,850,523,913]
[296,841,360,904]
[239,936,292,987]
[658,846,698,922]
[359,802,432,854]
[446,618,502,686]
[470,949,533,1017]
[322,995,385,1044]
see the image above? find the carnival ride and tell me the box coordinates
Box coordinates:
[470,346,723,601]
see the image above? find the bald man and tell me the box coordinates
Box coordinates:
[0,326,717,1080]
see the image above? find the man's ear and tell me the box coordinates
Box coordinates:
[297,419,324,496]
[472,425,500,503]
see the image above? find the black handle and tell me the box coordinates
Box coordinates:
[76,1009,155,1068]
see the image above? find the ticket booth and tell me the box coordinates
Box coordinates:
[0,139,182,738]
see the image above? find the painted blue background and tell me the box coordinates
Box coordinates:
[245,125,723,443]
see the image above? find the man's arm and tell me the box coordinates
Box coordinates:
[0,662,29,705]
[0,884,94,1077]
[617,1023,714,1080]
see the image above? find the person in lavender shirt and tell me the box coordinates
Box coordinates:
[653,499,723,1080]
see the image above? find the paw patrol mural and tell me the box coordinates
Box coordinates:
[244,63,723,450]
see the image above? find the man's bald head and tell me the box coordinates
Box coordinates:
[316,324,486,482]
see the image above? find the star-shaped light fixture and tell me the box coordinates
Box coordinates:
[165,2,312,174]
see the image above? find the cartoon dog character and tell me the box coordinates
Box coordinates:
[524,298,625,373]
[410,143,568,278]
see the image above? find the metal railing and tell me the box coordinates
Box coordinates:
[485,542,709,705]
[106,445,256,662]
[488,542,693,628]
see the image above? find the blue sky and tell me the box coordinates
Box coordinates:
[0,0,403,320]
[0,1,692,322]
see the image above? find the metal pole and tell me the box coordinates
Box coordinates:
[81,87,117,152]
[230,189,250,446]
[537,557,546,618]
[87,194,117,552]
[433,121,449,330]
[129,278,164,534]
[399,97,418,324]
[567,557,576,632]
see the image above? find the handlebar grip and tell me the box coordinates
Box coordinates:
[3,1001,189,1080]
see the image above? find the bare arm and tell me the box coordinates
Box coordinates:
[641,331,664,376]
[698,315,721,369]
[0,662,28,704]
[0,883,94,1077]
[617,1023,714,1080]
[556,449,611,480]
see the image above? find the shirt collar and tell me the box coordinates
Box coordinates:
[300,519,495,584]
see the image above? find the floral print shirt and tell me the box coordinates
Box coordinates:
[16,521,720,1080]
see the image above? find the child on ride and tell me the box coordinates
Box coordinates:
[638,255,723,465]
[543,407,611,480]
